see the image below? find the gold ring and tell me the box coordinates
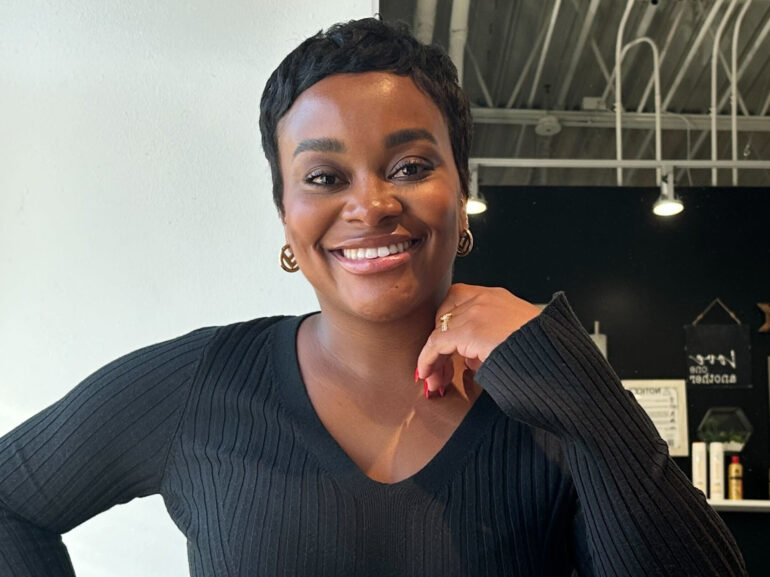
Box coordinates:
[439,312,453,332]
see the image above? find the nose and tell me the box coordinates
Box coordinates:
[341,174,403,226]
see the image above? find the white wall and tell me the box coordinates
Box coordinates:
[0,1,375,575]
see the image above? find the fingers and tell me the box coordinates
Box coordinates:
[433,283,475,324]
[417,313,481,394]
[418,283,533,399]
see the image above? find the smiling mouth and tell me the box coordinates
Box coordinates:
[335,239,419,261]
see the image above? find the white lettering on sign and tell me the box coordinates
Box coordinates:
[687,350,737,369]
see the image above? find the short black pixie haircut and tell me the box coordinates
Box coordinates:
[259,17,473,216]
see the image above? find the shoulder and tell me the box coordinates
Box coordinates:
[174,314,307,386]
[91,315,298,389]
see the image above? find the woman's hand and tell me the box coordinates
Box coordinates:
[416,283,543,395]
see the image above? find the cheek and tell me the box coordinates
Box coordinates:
[424,189,462,233]
[283,197,336,250]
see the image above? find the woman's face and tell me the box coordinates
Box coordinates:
[277,71,466,322]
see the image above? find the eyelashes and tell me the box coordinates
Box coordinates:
[303,159,435,188]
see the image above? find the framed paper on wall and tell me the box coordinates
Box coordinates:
[621,379,689,457]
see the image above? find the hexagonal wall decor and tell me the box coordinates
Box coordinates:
[696,407,753,452]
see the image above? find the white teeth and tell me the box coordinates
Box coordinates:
[341,240,413,260]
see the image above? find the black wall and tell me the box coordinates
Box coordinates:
[454,185,770,574]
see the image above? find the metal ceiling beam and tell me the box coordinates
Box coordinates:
[469,158,770,170]
[712,0,739,185]
[601,2,657,105]
[465,46,494,107]
[555,0,601,109]
[526,0,562,108]
[662,0,725,111]
[709,27,750,115]
[448,0,471,85]
[505,21,546,108]
[512,0,565,166]
[637,1,687,112]
[413,0,438,44]
[761,88,770,116]
[614,0,635,185]
[732,0,753,185]
[590,40,611,81]
[470,107,770,132]
[642,4,770,182]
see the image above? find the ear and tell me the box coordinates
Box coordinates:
[458,196,469,231]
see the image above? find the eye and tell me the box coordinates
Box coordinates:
[390,159,434,181]
[304,170,345,187]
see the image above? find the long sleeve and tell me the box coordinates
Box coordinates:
[0,326,216,576]
[475,291,747,577]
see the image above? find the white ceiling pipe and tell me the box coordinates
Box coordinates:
[469,158,770,170]
[413,0,439,45]
[614,0,635,186]
[688,12,769,118]
[448,0,471,85]
[602,2,658,104]
[712,0,739,186]
[556,0,600,109]
[637,2,687,112]
[621,38,663,185]
[672,15,770,182]
[727,13,770,105]
[709,30,751,115]
[663,0,725,111]
[732,0,753,185]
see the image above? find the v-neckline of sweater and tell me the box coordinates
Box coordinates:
[271,312,498,492]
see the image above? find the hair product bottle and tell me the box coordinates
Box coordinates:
[691,442,708,495]
[709,442,725,500]
[728,456,743,500]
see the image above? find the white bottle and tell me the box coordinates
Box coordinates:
[709,442,725,500]
[691,442,707,495]
[590,321,607,359]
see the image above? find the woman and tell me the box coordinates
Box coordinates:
[0,17,747,577]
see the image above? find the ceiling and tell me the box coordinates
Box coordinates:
[381,0,770,188]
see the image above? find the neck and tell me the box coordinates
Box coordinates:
[310,302,439,392]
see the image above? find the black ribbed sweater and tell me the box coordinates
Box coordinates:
[0,292,747,576]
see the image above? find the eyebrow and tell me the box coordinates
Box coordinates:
[384,128,438,149]
[293,138,346,158]
[292,128,438,158]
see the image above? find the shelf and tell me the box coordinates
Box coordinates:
[708,499,770,512]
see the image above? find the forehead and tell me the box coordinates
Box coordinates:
[276,71,450,151]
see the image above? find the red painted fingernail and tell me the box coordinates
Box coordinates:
[438,385,446,397]
[424,381,429,399]
[414,367,420,382]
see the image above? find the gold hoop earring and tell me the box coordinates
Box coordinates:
[280,244,300,272]
[456,229,473,257]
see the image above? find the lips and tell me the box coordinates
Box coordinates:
[329,238,421,274]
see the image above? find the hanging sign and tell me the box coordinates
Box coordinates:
[684,298,751,389]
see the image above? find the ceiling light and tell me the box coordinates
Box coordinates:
[653,173,684,216]
[467,167,487,214]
